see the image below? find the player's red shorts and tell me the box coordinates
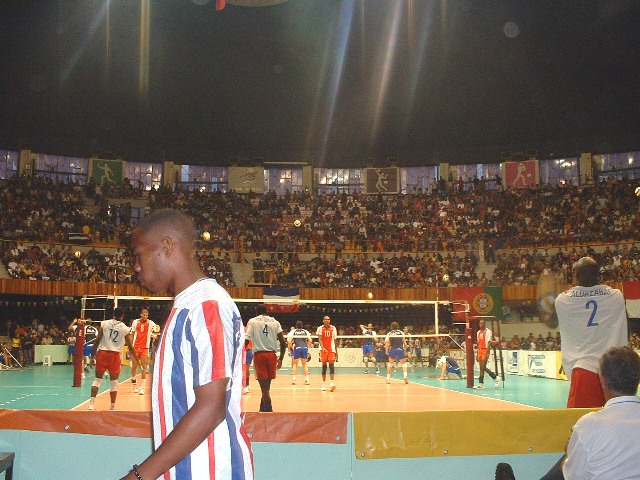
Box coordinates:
[253,351,278,380]
[134,347,149,360]
[320,350,336,363]
[95,350,122,375]
[477,348,489,362]
[567,367,605,408]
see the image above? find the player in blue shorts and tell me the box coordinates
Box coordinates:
[288,321,312,385]
[359,323,379,374]
[436,351,464,379]
[385,322,408,384]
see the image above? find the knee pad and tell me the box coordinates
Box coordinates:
[92,378,102,389]
[322,364,327,375]
[110,380,118,392]
[329,363,335,375]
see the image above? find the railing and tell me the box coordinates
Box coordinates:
[0,278,547,302]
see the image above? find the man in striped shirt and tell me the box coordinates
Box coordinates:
[126,209,253,480]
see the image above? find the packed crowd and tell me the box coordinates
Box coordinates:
[1,175,640,287]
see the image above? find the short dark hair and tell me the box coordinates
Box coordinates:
[574,256,600,287]
[255,304,267,315]
[114,307,125,320]
[599,346,640,396]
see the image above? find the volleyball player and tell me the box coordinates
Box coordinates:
[385,321,409,384]
[288,320,312,385]
[317,315,338,391]
[359,323,379,374]
[555,256,628,407]
[245,305,287,412]
[474,319,500,389]
[88,307,137,411]
[129,308,158,395]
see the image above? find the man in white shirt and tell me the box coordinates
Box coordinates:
[536,346,640,480]
[555,256,628,407]
[245,305,286,412]
[88,307,137,411]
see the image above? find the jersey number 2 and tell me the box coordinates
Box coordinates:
[585,299,598,327]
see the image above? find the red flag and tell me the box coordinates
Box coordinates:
[216,0,225,10]
[622,281,640,318]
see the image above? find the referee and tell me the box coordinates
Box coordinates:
[245,305,287,412]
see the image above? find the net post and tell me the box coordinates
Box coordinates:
[72,320,85,387]
[465,312,474,388]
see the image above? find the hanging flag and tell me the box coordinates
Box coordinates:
[216,0,225,10]
[263,287,300,313]
[452,286,503,320]
[622,281,640,318]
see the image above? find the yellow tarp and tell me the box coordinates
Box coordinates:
[353,409,596,459]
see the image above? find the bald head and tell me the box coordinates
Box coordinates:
[574,256,599,287]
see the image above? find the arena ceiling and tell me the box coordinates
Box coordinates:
[0,0,639,167]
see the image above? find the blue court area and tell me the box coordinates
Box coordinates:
[0,363,569,410]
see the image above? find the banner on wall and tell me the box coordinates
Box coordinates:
[89,158,124,186]
[364,167,399,194]
[228,166,264,193]
[503,160,538,188]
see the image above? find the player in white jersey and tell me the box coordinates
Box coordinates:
[288,320,312,385]
[88,307,137,411]
[126,209,253,480]
[385,322,409,384]
[245,305,287,412]
[555,256,628,408]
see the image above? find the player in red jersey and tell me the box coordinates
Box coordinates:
[316,315,338,392]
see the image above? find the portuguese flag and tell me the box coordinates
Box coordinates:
[452,286,503,320]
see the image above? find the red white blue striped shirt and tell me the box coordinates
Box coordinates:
[152,278,253,479]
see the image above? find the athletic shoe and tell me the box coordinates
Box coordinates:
[304,379,310,385]
[242,386,250,394]
[386,379,390,384]
[473,384,486,389]
[133,386,138,393]
[110,405,116,411]
[495,378,501,388]
[330,384,336,392]
[291,378,296,385]
[139,387,145,395]
[376,368,380,374]
[364,370,368,374]
[321,385,327,391]
[404,377,409,384]
[81,372,86,379]
[87,403,95,411]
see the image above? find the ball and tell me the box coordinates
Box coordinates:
[293,219,302,227]
[151,324,161,334]
[74,250,81,258]
[442,274,450,284]
[202,231,211,241]
[635,186,640,197]
[367,292,373,300]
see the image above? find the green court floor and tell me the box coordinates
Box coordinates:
[0,364,569,410]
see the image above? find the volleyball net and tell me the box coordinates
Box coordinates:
[77,296,500,382]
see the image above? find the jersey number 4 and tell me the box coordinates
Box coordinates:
[585,299,598,327]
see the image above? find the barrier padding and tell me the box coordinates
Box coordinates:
[353,409,597,459]
[0,409,348,444]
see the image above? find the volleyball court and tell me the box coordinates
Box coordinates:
[71,295,538,413]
